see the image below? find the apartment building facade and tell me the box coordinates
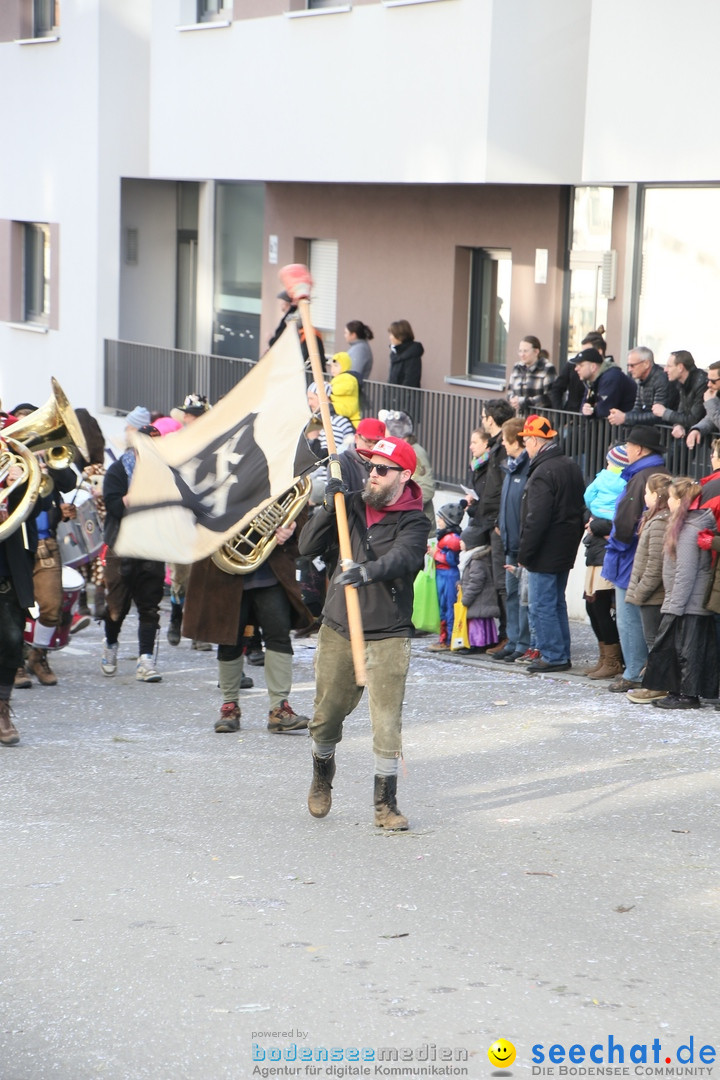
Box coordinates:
[2,0,720,414]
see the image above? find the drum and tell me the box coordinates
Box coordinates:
[57,492,104,568]
[24,566,85,650]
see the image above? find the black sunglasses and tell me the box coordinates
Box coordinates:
[363,461,403,477]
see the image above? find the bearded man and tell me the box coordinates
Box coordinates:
[297,436,430,831]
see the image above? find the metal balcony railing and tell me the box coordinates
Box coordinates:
[104,340,713,486]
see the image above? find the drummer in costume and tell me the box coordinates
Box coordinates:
[10,403,79,689]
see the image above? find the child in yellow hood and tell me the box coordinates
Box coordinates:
[328,351,361,427]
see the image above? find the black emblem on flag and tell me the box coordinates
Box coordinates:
[171,413,271,532]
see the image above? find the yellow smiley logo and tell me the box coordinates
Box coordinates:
[488,1039,516,1069]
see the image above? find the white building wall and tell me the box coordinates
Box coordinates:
[485,0,593,183]
[4,0,720,415]
[119,180,177,347]
[583,0,720,182]
[0,0,149,415]
[149,0,495,183]
[147,0,720,188]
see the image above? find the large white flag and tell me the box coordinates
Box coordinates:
[114,326,311,564]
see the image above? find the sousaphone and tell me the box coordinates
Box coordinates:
[0,378,89,542]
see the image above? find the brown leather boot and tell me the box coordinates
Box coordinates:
[582,642,605,676]
[27,647,58,686]
[14,667,32,690]
[373,775,409,831]
[587,642,623,680]
[308,753,336,818]
[0,700,20,746]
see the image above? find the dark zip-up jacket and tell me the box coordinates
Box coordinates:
[583,362,637,418]
[298,481,430,639]
[518,443,586,573]
[655,367,708,431]
[624,364,670,425]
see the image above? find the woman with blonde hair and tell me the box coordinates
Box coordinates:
[638,477,718,709]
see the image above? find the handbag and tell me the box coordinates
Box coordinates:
[412,554,441,633]
[450,586,470,650]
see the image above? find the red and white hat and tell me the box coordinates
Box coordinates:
[357,436,416,474]
[355,417,386,442]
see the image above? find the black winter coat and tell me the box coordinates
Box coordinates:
[388,341,423,388]
[0,482,37,608]
[102,457,129,550]
[518,444,586,573]
[475,433,507,534]
[298,484,430,639]
[550,362,584,412]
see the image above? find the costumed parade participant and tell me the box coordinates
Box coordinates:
[298,436,431,830]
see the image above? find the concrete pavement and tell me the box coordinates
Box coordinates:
[2,611,719,1080]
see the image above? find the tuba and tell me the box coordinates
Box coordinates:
[211,477,312,575]
[0,378,90,542]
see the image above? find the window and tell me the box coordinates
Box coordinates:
[197,0,228,21]
[212,182,264,361]
[0,219,57,329]
[636,186,720,364]
[467,248,511,382]
[33,0,59,36]
[566,187,613,357]
[24,223,51,325]
[308,239,338,355]
[288,0,350,10]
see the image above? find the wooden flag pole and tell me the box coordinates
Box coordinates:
[295,297,368,686]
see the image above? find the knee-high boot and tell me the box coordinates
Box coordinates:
[373,775,408,831]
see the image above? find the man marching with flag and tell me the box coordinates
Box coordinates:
[298,436,430,829]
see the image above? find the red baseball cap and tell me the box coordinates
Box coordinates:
[357,436,416,474]
[356,417,386,442]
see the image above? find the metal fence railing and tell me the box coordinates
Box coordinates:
[104,340,714,486]
[104,340,255,419]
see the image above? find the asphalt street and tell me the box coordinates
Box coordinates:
[2,609,719,1080]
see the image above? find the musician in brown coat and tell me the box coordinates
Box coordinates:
[183,510,316,735]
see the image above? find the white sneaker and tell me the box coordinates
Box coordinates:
[136,654,161,683]
[101,642,118,677]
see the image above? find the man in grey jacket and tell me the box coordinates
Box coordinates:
[608,347,669,428]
